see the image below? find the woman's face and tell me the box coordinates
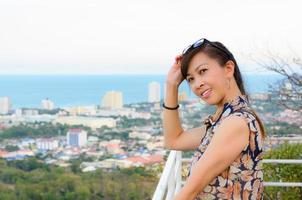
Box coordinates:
[186,51,229,105]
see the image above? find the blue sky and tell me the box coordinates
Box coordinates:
[0,0,301,75]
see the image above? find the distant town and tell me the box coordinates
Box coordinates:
[0,81,301,173]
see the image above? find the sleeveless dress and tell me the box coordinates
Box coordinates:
[187,95,264,200]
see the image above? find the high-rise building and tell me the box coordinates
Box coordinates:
[101,91,123,109]
[41,98,54,110]
[0,96,11,115]
[148,82,161,103]
[178,91,188,102]
[66,128,87,147]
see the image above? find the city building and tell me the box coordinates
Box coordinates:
[124,155,164,167]
[0,149,34,161]
[68,106,97,116]
[55,116,116,130]
[0,96,11,115]
[129,131,151,140]
[20,138,36,148]
[80,159,133,172]
[66,128,87,147]
[37,138,59,150]
[96,107,133,117]
[15,109,23,116]
[22,109,39,116]
[101,91,123,109]
[148,82,161,103]
[41,98,55,110]
[250,93,270,101]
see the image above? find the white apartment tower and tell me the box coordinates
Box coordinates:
[66,128,87,147]
[0,96,12,115]
[148,82,161,103]
[101,91,123,109]
[41,98,54,110]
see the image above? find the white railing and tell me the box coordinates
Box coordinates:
[262,159,302,187]
[152,150,302,200]
[152,151,182,200]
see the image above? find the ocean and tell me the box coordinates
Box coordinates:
[0,74,283,109]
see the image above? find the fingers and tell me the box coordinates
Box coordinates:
[174,54,183,65]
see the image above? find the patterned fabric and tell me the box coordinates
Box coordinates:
[187,95,264,200]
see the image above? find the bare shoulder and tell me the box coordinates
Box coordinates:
[187,115,252,190]
[196,114,250,169]
[213,114,249,145]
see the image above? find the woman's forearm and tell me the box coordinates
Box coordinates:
[162,82,183,148]
[173,186,197,200]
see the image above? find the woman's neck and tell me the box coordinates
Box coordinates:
[211,92,243,122]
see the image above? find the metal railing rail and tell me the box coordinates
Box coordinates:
[152,150,302,200]
[262,159,302,187]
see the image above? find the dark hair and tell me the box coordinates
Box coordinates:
[181,41,266,138]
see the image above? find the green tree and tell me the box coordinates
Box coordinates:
[5,145,19,152]
[264,142,302,199]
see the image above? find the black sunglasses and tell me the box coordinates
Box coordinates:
[182,38,233,59]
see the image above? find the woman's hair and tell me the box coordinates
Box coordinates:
[181,41,266,138]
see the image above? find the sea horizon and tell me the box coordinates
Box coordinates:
[0,74,283,109]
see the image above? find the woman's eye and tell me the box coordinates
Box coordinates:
[199,69,207,74]
[187,77,193,82]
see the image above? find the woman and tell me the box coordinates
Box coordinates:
[163,38,266,200]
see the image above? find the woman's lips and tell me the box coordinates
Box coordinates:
[201,89,212,98]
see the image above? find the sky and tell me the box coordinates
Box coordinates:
[0,0,301,75]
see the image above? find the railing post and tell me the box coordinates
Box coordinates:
[165,159,175,200]
[175,151,182,194]
[165,151,182,200]
[152,151,177,200]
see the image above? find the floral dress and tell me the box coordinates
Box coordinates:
[187,95,264,200]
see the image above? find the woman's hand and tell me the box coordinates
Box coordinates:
[166,54,185,87]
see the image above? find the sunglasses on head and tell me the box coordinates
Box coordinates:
[182,38,233,59]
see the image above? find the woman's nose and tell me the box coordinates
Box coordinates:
[194,78,204,90]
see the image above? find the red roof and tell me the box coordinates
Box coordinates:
[0,124,6,130]
[125,155,163,165]
[68,128,83,133]
[0,150,8,157]
[106,143,120,149]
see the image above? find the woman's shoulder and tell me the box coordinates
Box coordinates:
[230,106,264,152]
[230,106,258,122]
